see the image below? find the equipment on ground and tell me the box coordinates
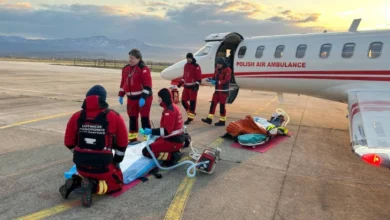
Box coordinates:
[169,85,180,104]
[223,108,290,148]
[140,128,220,178]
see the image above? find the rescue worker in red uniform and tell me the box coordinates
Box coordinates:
[201,57,232,126]
[177,53,202,124]
[59,85,128,207]
[118,49,153,143]
[142,88,185,165]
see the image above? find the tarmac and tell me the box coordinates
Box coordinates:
[0,60,389,220]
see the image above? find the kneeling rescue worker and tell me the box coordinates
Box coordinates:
[60,85,128,207]
[142,88,185,166]
[202,57,232,126]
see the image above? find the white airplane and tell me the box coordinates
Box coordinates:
[160,19,390,170]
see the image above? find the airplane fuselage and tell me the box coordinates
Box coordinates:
[161,29,390,104]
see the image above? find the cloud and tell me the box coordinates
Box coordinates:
[1,2,32,10]
[267,10,320,23]
[221,1,264,17]
[0,2,327,48]
[141,1,171,7]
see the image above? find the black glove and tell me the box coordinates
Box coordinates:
[177,82,183,88]
[193,84,199,91]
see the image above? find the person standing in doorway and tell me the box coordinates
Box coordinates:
[201,57,231,126]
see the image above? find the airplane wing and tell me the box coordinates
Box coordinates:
[348,91,390,168]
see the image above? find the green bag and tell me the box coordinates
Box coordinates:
[237,134,267,145]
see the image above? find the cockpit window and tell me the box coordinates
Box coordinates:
[194,45,211,56]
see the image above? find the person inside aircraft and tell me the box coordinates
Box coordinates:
[177,53,202,124]
[226,48,235,69]
[60,85,128,207]
[118,49,153,143]
[202,57,232,126]
[141,88,185,166]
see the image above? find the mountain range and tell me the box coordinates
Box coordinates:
[0,35,192,62]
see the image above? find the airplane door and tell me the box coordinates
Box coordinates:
[206,33,243,104]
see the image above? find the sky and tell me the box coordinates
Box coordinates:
[0,0,389,49]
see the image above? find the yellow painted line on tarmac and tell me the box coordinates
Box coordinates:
[0,112,74,129]
[252,96,277,115]
[163,96,277,220]
[14,156,192,219]
[164,137,224,220]
[14,200,81,220]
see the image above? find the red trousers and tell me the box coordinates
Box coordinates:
[181,88,198,117]
[209,92,229,116]
[181,88,198,101]
[77,164,123,195]
[127,96,153,139]
[143,137,184,161]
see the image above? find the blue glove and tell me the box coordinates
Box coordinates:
[139,98,145,107]
[210,80,216,85]
[143,128,152,135]
[119,96,123,105]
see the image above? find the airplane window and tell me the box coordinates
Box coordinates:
[194,45,211,56]
[320,44,331,58]
[296,44,307,58]
[255,46,265,58]
[368,42,383,58]
[275,45,284,58]
[342,43,355,58]
[238,46,247,58]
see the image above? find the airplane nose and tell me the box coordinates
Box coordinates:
[160,65,173,80]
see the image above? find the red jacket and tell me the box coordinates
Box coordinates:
[212,65,232,92]
[118,61,152,99]
[64,96,128,163]
[151,102,185,143]
[179,62,202,88]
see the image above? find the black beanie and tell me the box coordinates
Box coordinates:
[158,88,172,105]
[216,57,225,65]
[86,85,107,101]
[186,53,194,59]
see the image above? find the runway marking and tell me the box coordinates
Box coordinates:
[0,112,74,129]
[163,96,277,220]
[252,96,278,115]
[15,200,80,220]
[14,156,191,219]
[164,137,224,220]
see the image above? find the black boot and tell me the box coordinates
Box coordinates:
[169,152,183,166]
[184,118,193,125]
[80,178,96,208]
[214,121,225,126]
[201,118,212,125]
[59,174,82,199]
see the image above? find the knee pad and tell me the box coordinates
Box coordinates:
[141,117,151,129]
[129,116,138,131]
[190,101,196,112]
[220,104,226,115]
